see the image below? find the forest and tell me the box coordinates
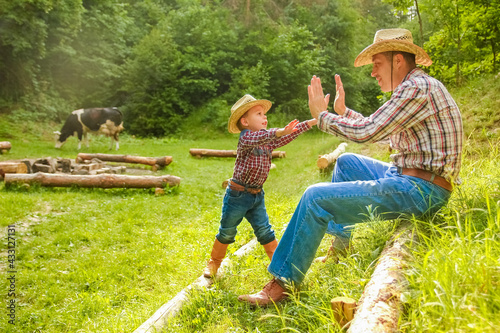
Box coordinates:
[1,0,498,137]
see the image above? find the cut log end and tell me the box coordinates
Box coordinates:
[331,296,357,329]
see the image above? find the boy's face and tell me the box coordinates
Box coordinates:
[240,105,268,132]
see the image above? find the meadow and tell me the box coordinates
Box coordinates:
[0,74,499,332]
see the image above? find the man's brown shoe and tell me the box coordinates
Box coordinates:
[238,278,288,306]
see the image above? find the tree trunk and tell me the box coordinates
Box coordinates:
[317,143,347,169]
[347,223,416,333]
[5,173,180,188]
[189,148,286,159]
[76,153,172,170]
[414,0,424,47]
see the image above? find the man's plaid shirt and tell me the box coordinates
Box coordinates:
[318,68,463,183]
[233,121,311,187]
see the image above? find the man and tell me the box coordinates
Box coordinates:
[238,28,463,306]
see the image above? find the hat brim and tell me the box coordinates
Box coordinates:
[354,39,432,67]
[228,99,272,134]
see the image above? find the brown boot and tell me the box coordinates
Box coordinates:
[315,236,350,263]
[203,239,229,278]
[238,278,288,306]
[262,239,278,260]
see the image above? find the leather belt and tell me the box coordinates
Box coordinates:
[399,167,453,192]
[228,180,262,194]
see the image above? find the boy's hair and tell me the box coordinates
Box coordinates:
[236,111,248,131]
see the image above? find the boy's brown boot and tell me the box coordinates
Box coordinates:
[203,239,229,278]
[262,239,278,260]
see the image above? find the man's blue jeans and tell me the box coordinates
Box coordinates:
[216,187,276,245]
[268,153,451,286]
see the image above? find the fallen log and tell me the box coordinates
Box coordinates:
[347,223,416,333]
[0,141,11,154]
[76,153,173,171]
[0,162,28,174]
[4,172,180,188]
[317,143,347,169]
[189,148,286,159]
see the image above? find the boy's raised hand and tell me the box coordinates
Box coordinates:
[276,119,299,137]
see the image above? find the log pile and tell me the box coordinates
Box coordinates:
[76,153,172,171]
[317,143,347,169]
[189,148,286,159]
[0,141,11,154]
[4,173,180,189]
[1,156,180,190]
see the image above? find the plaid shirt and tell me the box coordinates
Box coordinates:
[318,68,463,183]
[233,121,311,187]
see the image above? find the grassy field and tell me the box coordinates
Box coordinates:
[0,74,499,332]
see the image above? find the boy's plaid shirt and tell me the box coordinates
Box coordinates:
[318,68,463,183]
[232,121,311,187]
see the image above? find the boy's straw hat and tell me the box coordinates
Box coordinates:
[228,94,272,134]
[354,28,432,67]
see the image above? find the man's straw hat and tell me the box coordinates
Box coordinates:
[354,28,432,67]
[228,94,272,134]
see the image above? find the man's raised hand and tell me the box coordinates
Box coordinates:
[334,74,346,116]
[308,75,330,119]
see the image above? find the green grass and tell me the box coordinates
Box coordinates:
[1,124,376,332]
[0,74,499,332]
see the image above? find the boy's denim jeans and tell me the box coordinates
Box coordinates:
[216,187,275,245]
[268,153,451,286]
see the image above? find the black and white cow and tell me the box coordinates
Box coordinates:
[54,107,124,150]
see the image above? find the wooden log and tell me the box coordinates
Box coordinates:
[189,148,286,159]
[4,173,180,188]
[347,223,416,333]
[0,141,11,154]
[76,153,173,169]
[317,143,347,169]
[0,162,28,174]
[331,297,357,329]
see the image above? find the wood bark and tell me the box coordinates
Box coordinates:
[317,143,347,169]
[347,223,416,333]
[0,162,28,174]
[76,153,172,170]
[0,141,11,153]
[189,148,285,159]
[4,173,180,188]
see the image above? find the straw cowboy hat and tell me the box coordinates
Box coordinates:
[228,94,272,133]
[354,28,432,67]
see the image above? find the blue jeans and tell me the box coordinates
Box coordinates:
[216,187,276,245]
[268,153,451,286]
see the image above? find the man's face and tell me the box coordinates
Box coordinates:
[241,105,268,132]
[371,53,393,92]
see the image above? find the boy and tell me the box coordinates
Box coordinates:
[203,94,317,278]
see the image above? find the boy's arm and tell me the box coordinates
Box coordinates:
[270,119,316,149]
[276,119,299,137]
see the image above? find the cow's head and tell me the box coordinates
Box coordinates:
[53,131,65,148]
